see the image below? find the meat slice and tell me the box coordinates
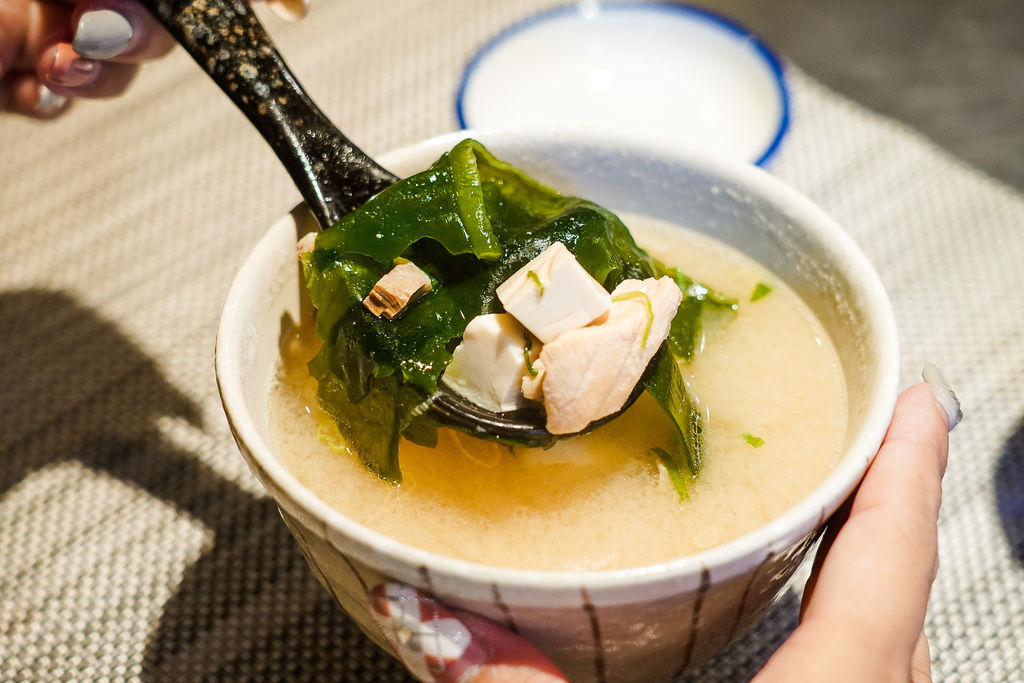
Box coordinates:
[539,277,682,434]
[362,262,433,319]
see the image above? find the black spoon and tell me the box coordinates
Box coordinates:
[139,0,644,442]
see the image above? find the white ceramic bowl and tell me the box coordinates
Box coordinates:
[216,131,899,681]
[456,3,789,166]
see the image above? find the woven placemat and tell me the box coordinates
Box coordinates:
[1,0,1021,680]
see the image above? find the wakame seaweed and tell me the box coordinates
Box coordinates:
[301,139,734,483]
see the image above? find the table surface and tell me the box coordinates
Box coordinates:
[1,1,1022,681]
[708,0,1024,192]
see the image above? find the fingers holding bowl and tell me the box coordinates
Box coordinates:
[910,629,934,683]
[757,378,955,680]
[370,582,567,683]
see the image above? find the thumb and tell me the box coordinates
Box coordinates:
[370,582,567,683]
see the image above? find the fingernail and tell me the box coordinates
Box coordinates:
[370,583,489,682]
[73,9,133,60]
[922,363,962,432]
[35,84,68,116]
[44,43,100,88]
[267,0,310,22]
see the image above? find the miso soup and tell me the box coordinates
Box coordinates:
[269,215,846,571]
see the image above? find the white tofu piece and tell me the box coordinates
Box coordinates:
[538,276,682,434]
[521,356,546,400]
[362,262,432,319]
[296,231,317,259]
[495,242,611,343]
[442,313,535,413]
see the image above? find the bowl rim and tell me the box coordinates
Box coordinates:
[216,130,899,597]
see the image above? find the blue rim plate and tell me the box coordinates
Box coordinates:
[456,2,789,166]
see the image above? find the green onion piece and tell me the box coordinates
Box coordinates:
[611,290,654,348]
[743,433,765,448]
[316,420,351,454]
[527,270,544,296]
[651,447,689,501]
[750,282,772,302]
[523,335,539,377]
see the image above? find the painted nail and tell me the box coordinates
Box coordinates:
[922,363,962,432]
[370,583,489,682]
[35,84,69,116]
[44,43,100,88]
[267,0,310,22]
[73,9,133,60]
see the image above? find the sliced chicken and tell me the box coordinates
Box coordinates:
[362,262,433,319]
[538,277,682,434]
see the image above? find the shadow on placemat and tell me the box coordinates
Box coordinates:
[136,448,414,681]
[0,290,412,682]
[996,416,1024,565]
[0,290,196,493]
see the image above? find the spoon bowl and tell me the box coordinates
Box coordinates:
[433,357,653,445]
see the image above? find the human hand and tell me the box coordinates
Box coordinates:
[754,367,959,682]
[368,368,959,683]
[0,0,307,118]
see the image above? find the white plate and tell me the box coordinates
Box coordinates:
[456,2,789,165]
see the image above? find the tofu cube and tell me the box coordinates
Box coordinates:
[363,262,432,319]
[495,242,611,343]
[296,231,317,259]
[441,313,534,413]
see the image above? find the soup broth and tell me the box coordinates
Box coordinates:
[269,215,847,571]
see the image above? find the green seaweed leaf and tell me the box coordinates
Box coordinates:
[653,261,738,362]
[651,447,690,502]
[645,350,704,474]
[308,352,430,481]
[750,282,772,302]
[743,433,766,448]
[312,143,503,263]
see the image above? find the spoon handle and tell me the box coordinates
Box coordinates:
[138,0,398,228]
